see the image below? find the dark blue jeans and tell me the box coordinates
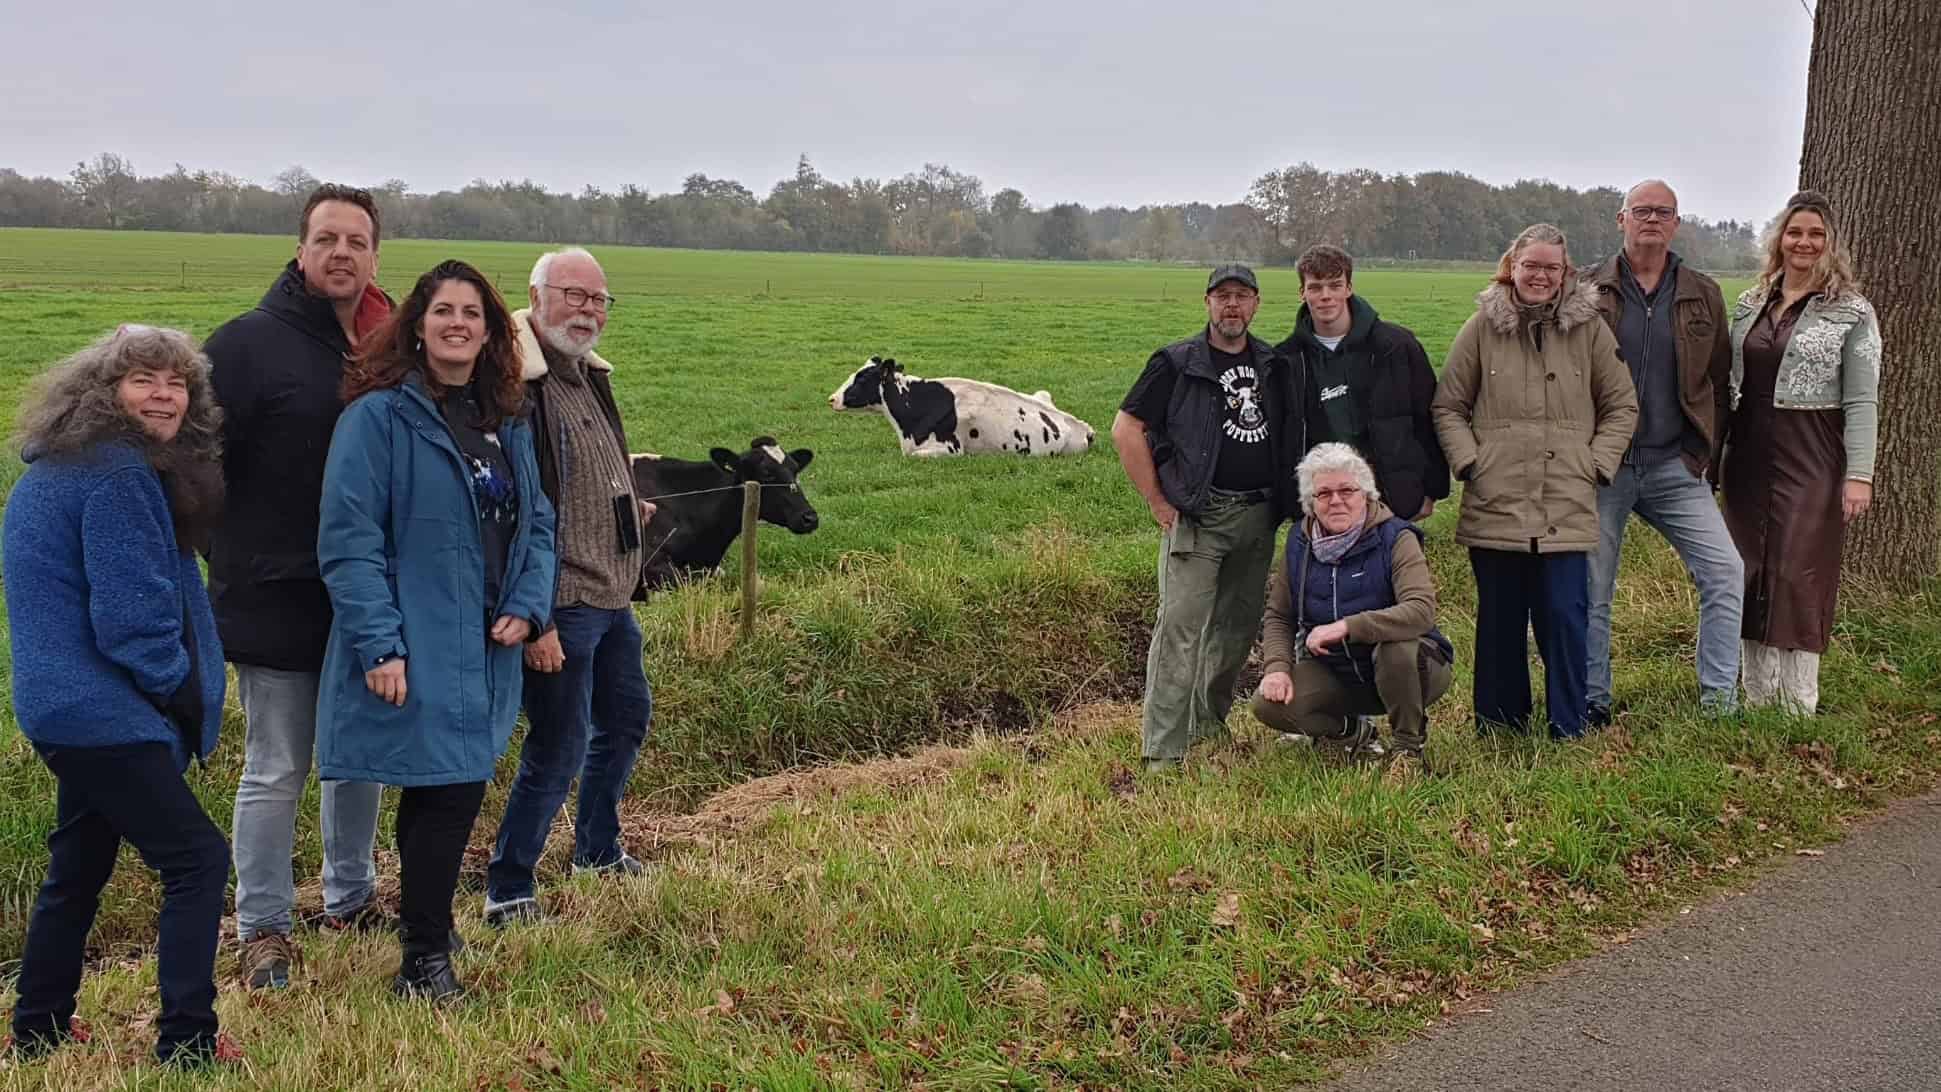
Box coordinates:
[1470,548,1590,739]
[13,742,229,1062]
[487,605,652,903]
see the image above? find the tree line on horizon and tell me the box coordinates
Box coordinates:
[0,153,1763,270]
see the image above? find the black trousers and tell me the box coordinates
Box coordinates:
[13,742,229,1061]
[395,781,488,959]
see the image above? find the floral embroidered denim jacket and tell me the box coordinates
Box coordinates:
[1728,285,1882,482]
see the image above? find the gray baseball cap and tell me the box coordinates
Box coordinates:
[1207,263,1259,293]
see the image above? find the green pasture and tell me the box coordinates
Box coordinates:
[0,228,1546,576]
[8,231,1925,1092]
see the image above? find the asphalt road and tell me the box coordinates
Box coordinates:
[1325,791,1941,1092]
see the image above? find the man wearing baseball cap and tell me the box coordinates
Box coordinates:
[1112,263,1304,771]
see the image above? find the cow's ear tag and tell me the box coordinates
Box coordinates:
[710,448,740,474]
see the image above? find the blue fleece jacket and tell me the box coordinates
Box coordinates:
[3,441,225,763]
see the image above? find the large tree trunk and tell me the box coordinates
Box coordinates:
[1799,0,1941,591]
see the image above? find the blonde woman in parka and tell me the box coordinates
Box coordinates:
[1432,224,1639,739]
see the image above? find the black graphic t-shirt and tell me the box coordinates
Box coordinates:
[437,382,519,614]
[1207,346,1274,491]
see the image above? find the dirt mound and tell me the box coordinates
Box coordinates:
[623,742,971,850]
[622,701,1140,851]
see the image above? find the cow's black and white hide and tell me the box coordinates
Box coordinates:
[827,356,1095,457]
[629,437,818,588]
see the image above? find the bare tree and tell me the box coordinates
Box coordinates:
[70,152,139,229]
[1799,0,1941,589]
[272,165,321,198]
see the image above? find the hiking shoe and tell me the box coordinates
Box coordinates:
[239,932,299,990]
[574,852,646,879]
[482,897,545,929]
[310,901,396,935]
[1274,732,1313,747]
[161,1031,244,1069]
[3,1016,90,1060]
[1141,757,1182,775]
[392,953,466,1002]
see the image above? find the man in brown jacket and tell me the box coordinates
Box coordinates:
[1583,180,1743,724]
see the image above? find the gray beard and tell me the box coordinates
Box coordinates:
[537,315,600,360]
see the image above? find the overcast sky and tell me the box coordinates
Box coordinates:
[2,0,1814,224]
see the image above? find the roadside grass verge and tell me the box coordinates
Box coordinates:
[2,533,1939,1090]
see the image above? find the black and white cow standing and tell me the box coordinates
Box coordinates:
[629,437,819,588]
[827,356,1096,457]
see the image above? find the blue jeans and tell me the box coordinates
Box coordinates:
[230,665,382,940]
[15,742,230,1062]
[1471,548,1590,739]
[487,605,653,903]
[1588,458,1745,713]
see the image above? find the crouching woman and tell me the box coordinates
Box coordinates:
[3,326,236,1067]
[1251,443,1454,773]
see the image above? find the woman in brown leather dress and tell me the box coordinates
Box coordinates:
[1721,190,1882,713]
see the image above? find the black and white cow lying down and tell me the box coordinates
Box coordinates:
[828,356,1096,457]
[630,437,818,588]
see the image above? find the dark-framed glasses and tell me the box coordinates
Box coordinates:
[1314,485,1362,504]
[1627,205,1678,222]
[546,284,617,312]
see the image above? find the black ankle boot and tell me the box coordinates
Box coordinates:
[392,952,465,1001]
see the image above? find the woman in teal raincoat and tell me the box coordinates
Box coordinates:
[317,259,556,1001]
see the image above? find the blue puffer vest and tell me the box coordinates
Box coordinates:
[1289,515,1454,684]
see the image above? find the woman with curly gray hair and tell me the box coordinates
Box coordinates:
[2,326,239,1068]
[1252,443,1454,776]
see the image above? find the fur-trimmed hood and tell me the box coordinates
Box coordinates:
[1475,278,1602,336]
[512,307,614,381]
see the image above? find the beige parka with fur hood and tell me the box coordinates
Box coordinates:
[1432,280,1639,554]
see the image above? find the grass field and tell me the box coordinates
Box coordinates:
[2,229,1937,1090]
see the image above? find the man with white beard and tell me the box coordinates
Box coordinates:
[484,248,656,927]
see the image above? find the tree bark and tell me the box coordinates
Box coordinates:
[1800,0,1941,590]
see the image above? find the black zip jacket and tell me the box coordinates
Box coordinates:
[205,262,383,670]
[1276,296,1449,521]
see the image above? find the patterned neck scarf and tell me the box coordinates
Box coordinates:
[1309,516,1365,564]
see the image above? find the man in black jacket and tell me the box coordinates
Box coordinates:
[483,247,655,928]
[1113,263,1299,771]
[207,185,391,990]
[1275,245,1447,524]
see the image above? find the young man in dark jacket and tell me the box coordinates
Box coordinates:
[206,185,392,990]
[1275,245,1448,524]
[1112,263,1300,771]
[1583,179,1742,723]
[484,247,655,927]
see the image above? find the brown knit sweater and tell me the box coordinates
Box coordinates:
[540,347,641,611]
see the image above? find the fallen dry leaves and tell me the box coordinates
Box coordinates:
[1210,892,1242,929]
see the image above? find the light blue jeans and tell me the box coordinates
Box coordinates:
[231,666,383,940]
[1588,458,1745,714]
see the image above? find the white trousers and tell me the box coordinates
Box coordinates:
[1741,639,1821,714]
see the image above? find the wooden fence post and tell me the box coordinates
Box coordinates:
[739,480,760,638]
